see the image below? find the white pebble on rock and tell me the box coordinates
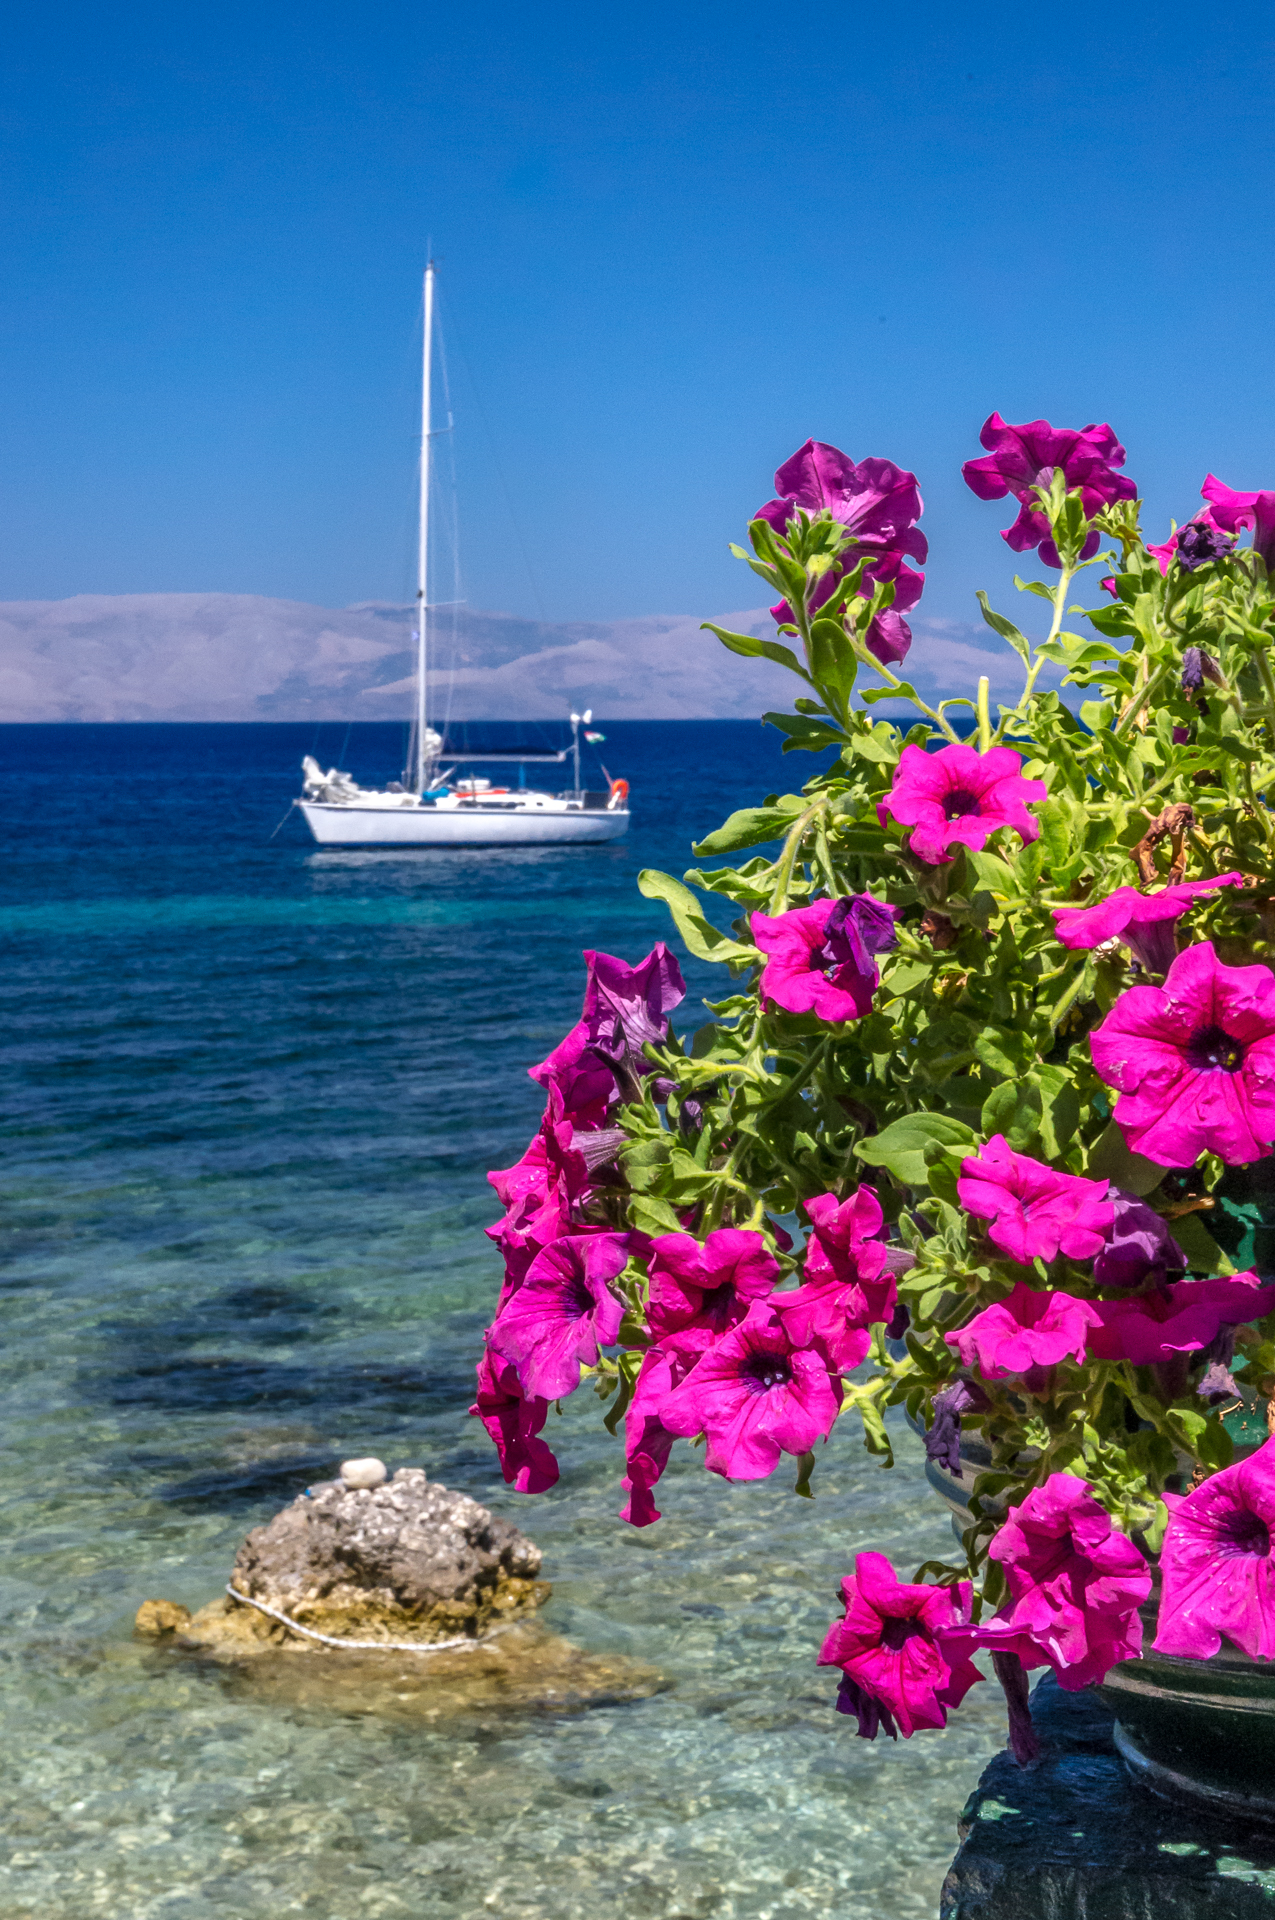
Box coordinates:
[340,1457,387,1489]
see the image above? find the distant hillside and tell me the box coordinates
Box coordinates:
[0,593,1015,722]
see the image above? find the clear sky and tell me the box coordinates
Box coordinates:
[3,0,1273,630]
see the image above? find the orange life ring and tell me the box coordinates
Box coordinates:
[607,778,630,809]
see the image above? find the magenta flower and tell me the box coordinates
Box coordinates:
[1155,1437,1275,1661]
[965,1474,1151,1689]
[1201,473,1275,572]
[488,1231,635,1401]
[1087,1270,1275,1366]
[751,893,900,1024]
[962,413,1137,568]
[469,1348,560,1494]
[755,439,928,564]
[958,1136,1114,1265]
[1092,1186,1185,1290]
[1089,941,1275,1166]
[775,1186,898,1369]
[646,1229,780,1343]
[1053,874,1243,975]
[485,1090,591,1299]
[530,944,686,1119]
[879,743,1046,867]
[946,1282,1102,1389]
[817,1553,983,1740]
[620,1339,698,1527]
[658,1301,842,1480]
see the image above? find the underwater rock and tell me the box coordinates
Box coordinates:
[224,1465,549,1644]
[134,1598,193,1636]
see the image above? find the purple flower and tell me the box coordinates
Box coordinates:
[756,440,928,565]
[1092,1186,1185,1290]
[958,1136,1115,1265]
[817,1553,983,1740]
[774,1186,898,1370]
[879,743,1046,867]
[1053,875,1243,976]
[1147,509,1233,575]
[488,1232,635,1401]
[469,1349,560,1494]
[1155,1437,1275,1660]
[751,893,900,1024]
[962,413,1137,568]
[531,945,686,1117]
[1089,941,1275,1166]
[924,1377,991,1479]
[658,1301,842,1481]
[1087,1270,1275,1367]
[620,1339,698,1527]
[1181,647,1224,697]
[965,1474,1151,1689]
[946,1282,1102,1390]
[1202,474,1275,573]
[647,1229,780,1343]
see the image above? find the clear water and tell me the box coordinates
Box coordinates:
[0,722,1003,1919]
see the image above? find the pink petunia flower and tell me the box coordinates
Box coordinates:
[488,1231,636,1401]
[531,944,686,1120]
[1201,474,1275,573]
[1155,1436,1275,1660]
[879,743,1046,868]
[963,1474,1151,1689]
[1089,941,1275,1167]
[755,439,928,565]
[946,1281,1102,1390]
[958,1136,1115,1265]
[647,1229,781,1343]
[658,1301,842,1480]
[485,1088,593,1300]
[469,1348,560,1494]
[751,894,900,1024]
[774,1186,899,1369]
[817,1552,983,1740]
[620,1338,699,1527]
[1087,1270,1275,1366]
[1052,874,1244,975]
[961,413,1137,568]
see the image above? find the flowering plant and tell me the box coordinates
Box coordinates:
[475,418,1275,1757]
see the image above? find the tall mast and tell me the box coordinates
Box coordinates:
[415,261,435,795]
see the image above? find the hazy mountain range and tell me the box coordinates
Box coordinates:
[0,592,1024,722]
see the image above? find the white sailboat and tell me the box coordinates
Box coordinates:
[298,262,631,849]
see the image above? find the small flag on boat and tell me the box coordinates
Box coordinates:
[585,730,605,742]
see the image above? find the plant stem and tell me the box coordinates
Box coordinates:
[977,677,991,751]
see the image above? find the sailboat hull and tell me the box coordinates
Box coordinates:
[299,801,630,847]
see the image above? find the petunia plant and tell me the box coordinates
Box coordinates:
[473,416,1275,1757]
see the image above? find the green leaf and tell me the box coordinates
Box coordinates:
[976,590,1031,663]
[855,1113,978,1187]
[981,1078,1043,1151]
[1084,1119,1164,1195]
[693,799,806,856]
[702,622,811,681]
[1168,1210,1233,1276]
[793,1451,816,1499]
[637,870,756,966]
[628,1194,685,1236]
[974,1026,1036,1078]
[762,711,846,753]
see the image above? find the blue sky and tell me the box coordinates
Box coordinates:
[3,0,1274,631]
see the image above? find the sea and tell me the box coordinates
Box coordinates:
[0,720,1004,1920]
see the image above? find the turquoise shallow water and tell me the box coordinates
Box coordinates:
[0,722,1003,1919]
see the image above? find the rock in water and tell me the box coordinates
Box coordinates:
[225,1466,547,1644]
[339,1456,387,1489]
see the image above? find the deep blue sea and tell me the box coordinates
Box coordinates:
[0,721,1002,1919]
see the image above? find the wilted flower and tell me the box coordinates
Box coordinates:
[957,1135,1114,1265]
[1181,647,1224,696]
[1053,875,1243,975]
[961,413,1137,567]
[469,1349,560,1494]
[775,1186,897,1369]
[1147,510,1233,575]
[1087,1270,1275,1367]
[752,893,900,1024]
[659,1301,842,1480]
[1155,1436,1275,1660]
[817,1553,983,1739]
[965,1474,1151,1689]
[879,743,1046,867]
[946,1282,1102,1390]
[1092,1186,1185,1290]
[646,1228,780,1342]
[1089,941,1275,1166]
[1201,474,1275,573]
[923,1377,992,1479]
[531,945,686,1117]
[488,1232,635,1401]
